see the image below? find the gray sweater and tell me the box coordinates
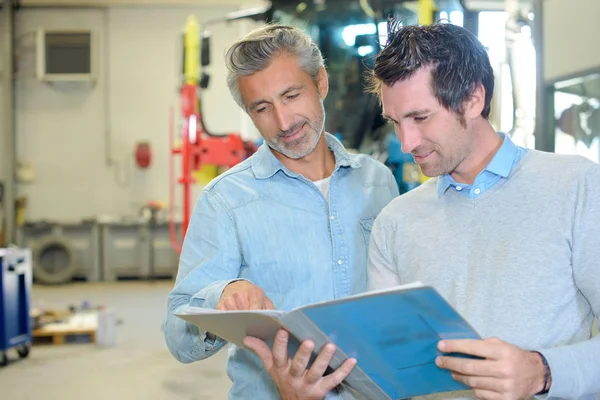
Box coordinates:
[368,150,600,399]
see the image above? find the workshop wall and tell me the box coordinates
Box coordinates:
[10,6,251,222]
[544,0,600,82]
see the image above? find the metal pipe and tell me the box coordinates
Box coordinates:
[103,7,113,166]
[2,0,16,245]
[532,0,553,152]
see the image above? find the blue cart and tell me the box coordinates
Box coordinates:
[0,248,32,366]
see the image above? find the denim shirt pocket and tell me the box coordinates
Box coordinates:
[359,216,375,248]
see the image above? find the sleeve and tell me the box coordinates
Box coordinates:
[367,210,402,291]
[386,167,401,200]
[537,164,600,398]
[163,189,248,363]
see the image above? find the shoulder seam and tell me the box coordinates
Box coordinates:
[203,160,254,193]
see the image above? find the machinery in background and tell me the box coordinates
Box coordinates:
[168,16,258,253]
[19,218,182,284]
[18,221,101,285]
[385,134,426,194]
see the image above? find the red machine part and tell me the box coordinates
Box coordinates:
[169,83,255,253]
[195,134,245,168]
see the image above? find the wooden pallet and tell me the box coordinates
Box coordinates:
[32,312,97,345]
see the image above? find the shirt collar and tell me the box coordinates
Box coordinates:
[437,132,518,197]
[251,133,361,180]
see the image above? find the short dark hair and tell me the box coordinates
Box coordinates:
[368,22,495,119]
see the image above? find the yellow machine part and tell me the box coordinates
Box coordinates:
[192,165,219,186]
[418,0,436,25]
[416,0,436,184]
[184,15,200,85]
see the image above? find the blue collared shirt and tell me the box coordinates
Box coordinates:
[164,134,398,400]
[437,133,528,198]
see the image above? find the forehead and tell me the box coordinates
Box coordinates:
[380,68,437,115]
[238,54,312,101]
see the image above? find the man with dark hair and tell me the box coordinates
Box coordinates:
[250,22,600,400]
[366,22,600,399]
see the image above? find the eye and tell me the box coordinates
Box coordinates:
[414,116,428,123]
[286,93,300,100]
[256,106,267,114]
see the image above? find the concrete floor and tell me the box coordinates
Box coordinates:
[0,281,232,400]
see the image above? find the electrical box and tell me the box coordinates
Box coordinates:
[36,29,95,82]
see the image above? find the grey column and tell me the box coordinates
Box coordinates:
[2,0,15,244]
[532,0,554,152]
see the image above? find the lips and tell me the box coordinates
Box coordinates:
[413,151,433,162]
[280,123,305,141]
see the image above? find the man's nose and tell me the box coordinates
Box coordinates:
[273,104,294,132]
[397,124,422,154]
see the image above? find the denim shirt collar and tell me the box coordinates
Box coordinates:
[251,132,361,179]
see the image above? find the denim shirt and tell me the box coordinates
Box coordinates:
[164,133,399,400]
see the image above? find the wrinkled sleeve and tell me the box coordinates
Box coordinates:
[538,164,600,398]
[164,189,246,363]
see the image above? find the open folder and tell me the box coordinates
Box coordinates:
[176,282,479,399]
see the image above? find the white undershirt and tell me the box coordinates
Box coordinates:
[312,177,331,203]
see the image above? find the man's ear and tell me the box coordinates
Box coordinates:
[316,66,329,99]
[463,83,485,119]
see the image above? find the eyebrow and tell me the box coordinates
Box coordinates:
[383,109,431,122]
[248,99,268,112]
[248,84,304,112]
[279,84,303,98]
[403,109,430,118]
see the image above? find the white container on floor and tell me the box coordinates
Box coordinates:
[96,306,117,347]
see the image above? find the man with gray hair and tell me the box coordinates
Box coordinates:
[164,24,398,399]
